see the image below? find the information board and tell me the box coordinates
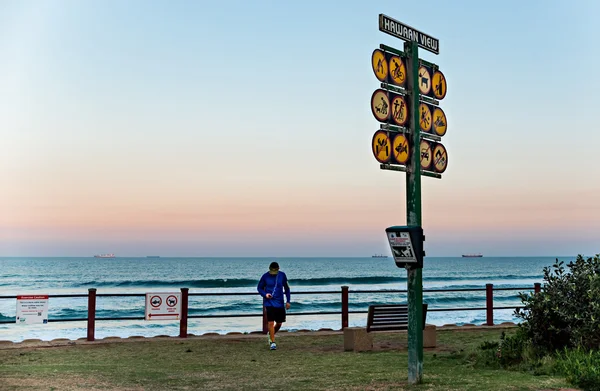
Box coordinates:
[145,292,181,321]
[16,295,49,324]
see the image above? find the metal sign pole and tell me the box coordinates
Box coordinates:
[405,39,424,385]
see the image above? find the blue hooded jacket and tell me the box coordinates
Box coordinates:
[257,271,291,308]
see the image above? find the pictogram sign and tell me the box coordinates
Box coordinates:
[419,140,432,171]
[432,107,447,136]
[392,133,410,164]
[372,49,389,82]
[432,143,448,173]
[418,66,431,95]
[432,70,447,100]
[145,292,181,321]
[371,89,390,122]
[372,130,391,163]
[388,55,406,86]
[419,103,432,133]
[391,95,409,126]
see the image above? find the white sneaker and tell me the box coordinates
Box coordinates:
[270,342,277,350]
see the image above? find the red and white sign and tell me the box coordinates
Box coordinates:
[16,295,49,325]
[145,292,181,321]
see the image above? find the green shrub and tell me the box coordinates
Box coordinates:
[496,330,528,367]
[556,347,600,391]
[472,330,558,376]
[516,254,600,352]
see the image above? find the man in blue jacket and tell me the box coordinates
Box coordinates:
[257,261,291,350]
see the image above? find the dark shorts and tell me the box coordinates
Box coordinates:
[265,306,286,323]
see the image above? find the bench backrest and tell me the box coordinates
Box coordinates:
[366,303,428,332]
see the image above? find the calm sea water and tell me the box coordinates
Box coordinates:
[0,256,570,342]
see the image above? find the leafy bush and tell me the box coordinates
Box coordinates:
[516,254,600,352]
[472,330,538,370]
[556,347,600,391]
[495,330,531,367]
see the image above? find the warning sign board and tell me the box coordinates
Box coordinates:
[371,49,388,82]
[16,295,49,324]
[388,55,406,86]
[371,89,390,122]
[145,292,181,321]
[418,66,431,95]
[419,140,432,171]
[372,130,391,163]
[419,103,432,133]
[432,70,447,100]
[391,95,408,126]
[387,231,417,263]
[392,133,410,164]
[432,143,448,173]
[432,107,447,136]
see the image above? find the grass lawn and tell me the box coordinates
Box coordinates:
[0,328,574,391]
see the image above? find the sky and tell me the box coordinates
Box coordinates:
[1,0,599,257]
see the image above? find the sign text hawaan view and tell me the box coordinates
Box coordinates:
[378,14,440,55]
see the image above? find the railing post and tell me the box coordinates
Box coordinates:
[262,306,268,334]
[341,285,349,330]
[87,288,96,341]
[534,282,541,294]
[485,283,494,326]
[179,288,189,338]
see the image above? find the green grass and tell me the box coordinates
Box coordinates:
[0,329,573,390]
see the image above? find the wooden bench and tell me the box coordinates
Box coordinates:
[344,303,436,352]
[367,303,428,332]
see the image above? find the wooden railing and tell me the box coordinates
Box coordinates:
[0,283,541,341]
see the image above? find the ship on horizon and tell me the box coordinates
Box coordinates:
[462,253,483,258]
[94,253,115,258]
[372,254,389,258]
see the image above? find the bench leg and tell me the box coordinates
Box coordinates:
[423,324,437,348]
[343,327,373,352]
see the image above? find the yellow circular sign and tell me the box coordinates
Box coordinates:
[418,66,431,95]
[432,70,447,100]
[419,103,432,133]
[388,55,406,86]
[391,95,408,126]
[419,140,432,170]
[392,134,410,165]
[432,143,448,173]
[371,89,390,122]
[372,131,391,163]
[432,107,447,136]
[371,49,388,82]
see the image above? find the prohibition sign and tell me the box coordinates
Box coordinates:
[392,133,410,164]
[371,89,390,122]
[432,70,447,100]
[371,49,388,82]
[432,107,447,136]
[418,66,431,95]
[391,95,408,126]
[388,55,406,86]
[150,295,162,308]
[419,140,432,171]
[432,143,448,173]
[419,103,432,133]
[372,131,391,163]
[166,295,178,307]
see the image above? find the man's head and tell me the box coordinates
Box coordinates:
[269,262,279,275]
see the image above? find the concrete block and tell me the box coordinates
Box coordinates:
[423,324,437,348]
[344,327,373,352]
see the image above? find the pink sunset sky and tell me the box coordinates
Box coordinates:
[1,1,599,257]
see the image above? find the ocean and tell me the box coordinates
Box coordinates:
[0,256,568,342]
